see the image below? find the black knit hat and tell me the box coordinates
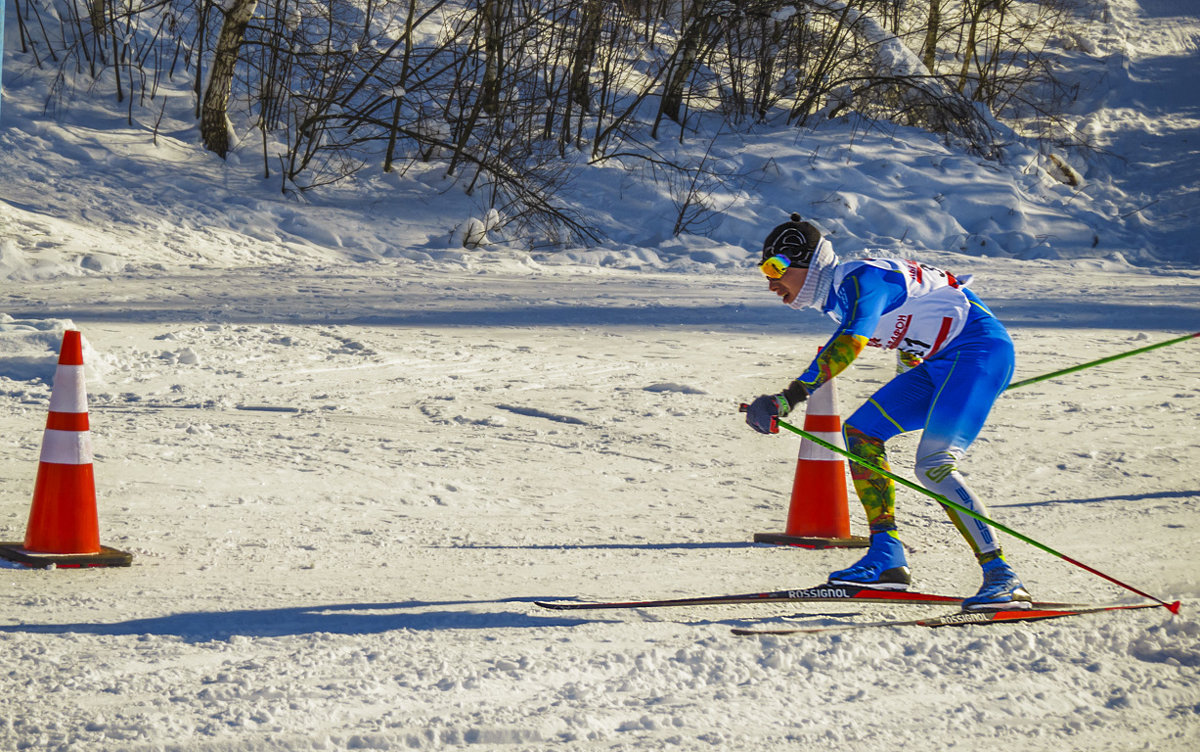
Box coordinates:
[761,213,822,268]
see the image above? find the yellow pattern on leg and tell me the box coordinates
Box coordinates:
[844,425,895,534]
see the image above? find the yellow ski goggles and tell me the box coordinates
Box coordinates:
[759,254,792,279]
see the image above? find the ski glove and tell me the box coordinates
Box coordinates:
[745,381,809,434]
[744,395,782,434]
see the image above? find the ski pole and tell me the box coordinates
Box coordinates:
[1006,331,1198,391]
[742,406,1181,613]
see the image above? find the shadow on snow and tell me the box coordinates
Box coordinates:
[439,541,761,551]
[0,597,610,641]
[994,489,1198,508]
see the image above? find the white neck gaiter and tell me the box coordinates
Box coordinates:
[788,238,840,311]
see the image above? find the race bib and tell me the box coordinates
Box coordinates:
[837,259,972,359]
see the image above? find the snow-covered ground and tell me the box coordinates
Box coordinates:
[1,0,1198,750]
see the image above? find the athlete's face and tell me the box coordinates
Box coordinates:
[768,266,808,305]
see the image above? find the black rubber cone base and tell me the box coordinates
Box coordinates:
[0,542,133,568]
[754,532,869,549]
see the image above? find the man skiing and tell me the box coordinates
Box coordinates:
[743,214,1032,611]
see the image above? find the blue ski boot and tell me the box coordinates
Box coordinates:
[962,557,1033,611]
[828,532,911,590]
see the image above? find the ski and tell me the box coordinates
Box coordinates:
[730,602,1169,636]
[535,584,1064,611]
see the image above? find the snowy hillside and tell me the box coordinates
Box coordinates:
[1,0,1198,750]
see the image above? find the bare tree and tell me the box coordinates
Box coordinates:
[567,0,604,113]
[920,0,940,72]
[655,0,721,134]
[201,0,259,158]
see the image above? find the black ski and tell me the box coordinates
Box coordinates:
[731,602,1169,635]
[536,584,1038,611]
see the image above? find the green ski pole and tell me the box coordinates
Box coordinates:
[1006,331,1198,390]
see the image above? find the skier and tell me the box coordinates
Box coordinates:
[743,214,1032,610]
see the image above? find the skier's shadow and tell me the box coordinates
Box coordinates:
[0,598,606,642]
[445,542,762,551]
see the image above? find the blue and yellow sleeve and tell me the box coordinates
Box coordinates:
[795,267,905,390]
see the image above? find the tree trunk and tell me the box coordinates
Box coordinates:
[657,2,711,132]
[201,0,259,158]
[956,1,987,95]
[921,0,940,73]
[480,0,503,116]
[88,0,107,40]
[568,0,604,112]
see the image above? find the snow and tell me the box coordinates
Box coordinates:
[0,0,1198,750]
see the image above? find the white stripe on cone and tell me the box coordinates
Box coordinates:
[796,378,844,462]
[40,429,94,465]
[48,365,88,413]
[799,431,843,461]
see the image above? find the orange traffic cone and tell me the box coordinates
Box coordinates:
[0,330,132,568]
[754,376,868,549]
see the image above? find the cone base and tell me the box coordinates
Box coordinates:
[754,532,869,550]
[0,542,133,569]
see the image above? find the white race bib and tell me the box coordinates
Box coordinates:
[832,259,972,359]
